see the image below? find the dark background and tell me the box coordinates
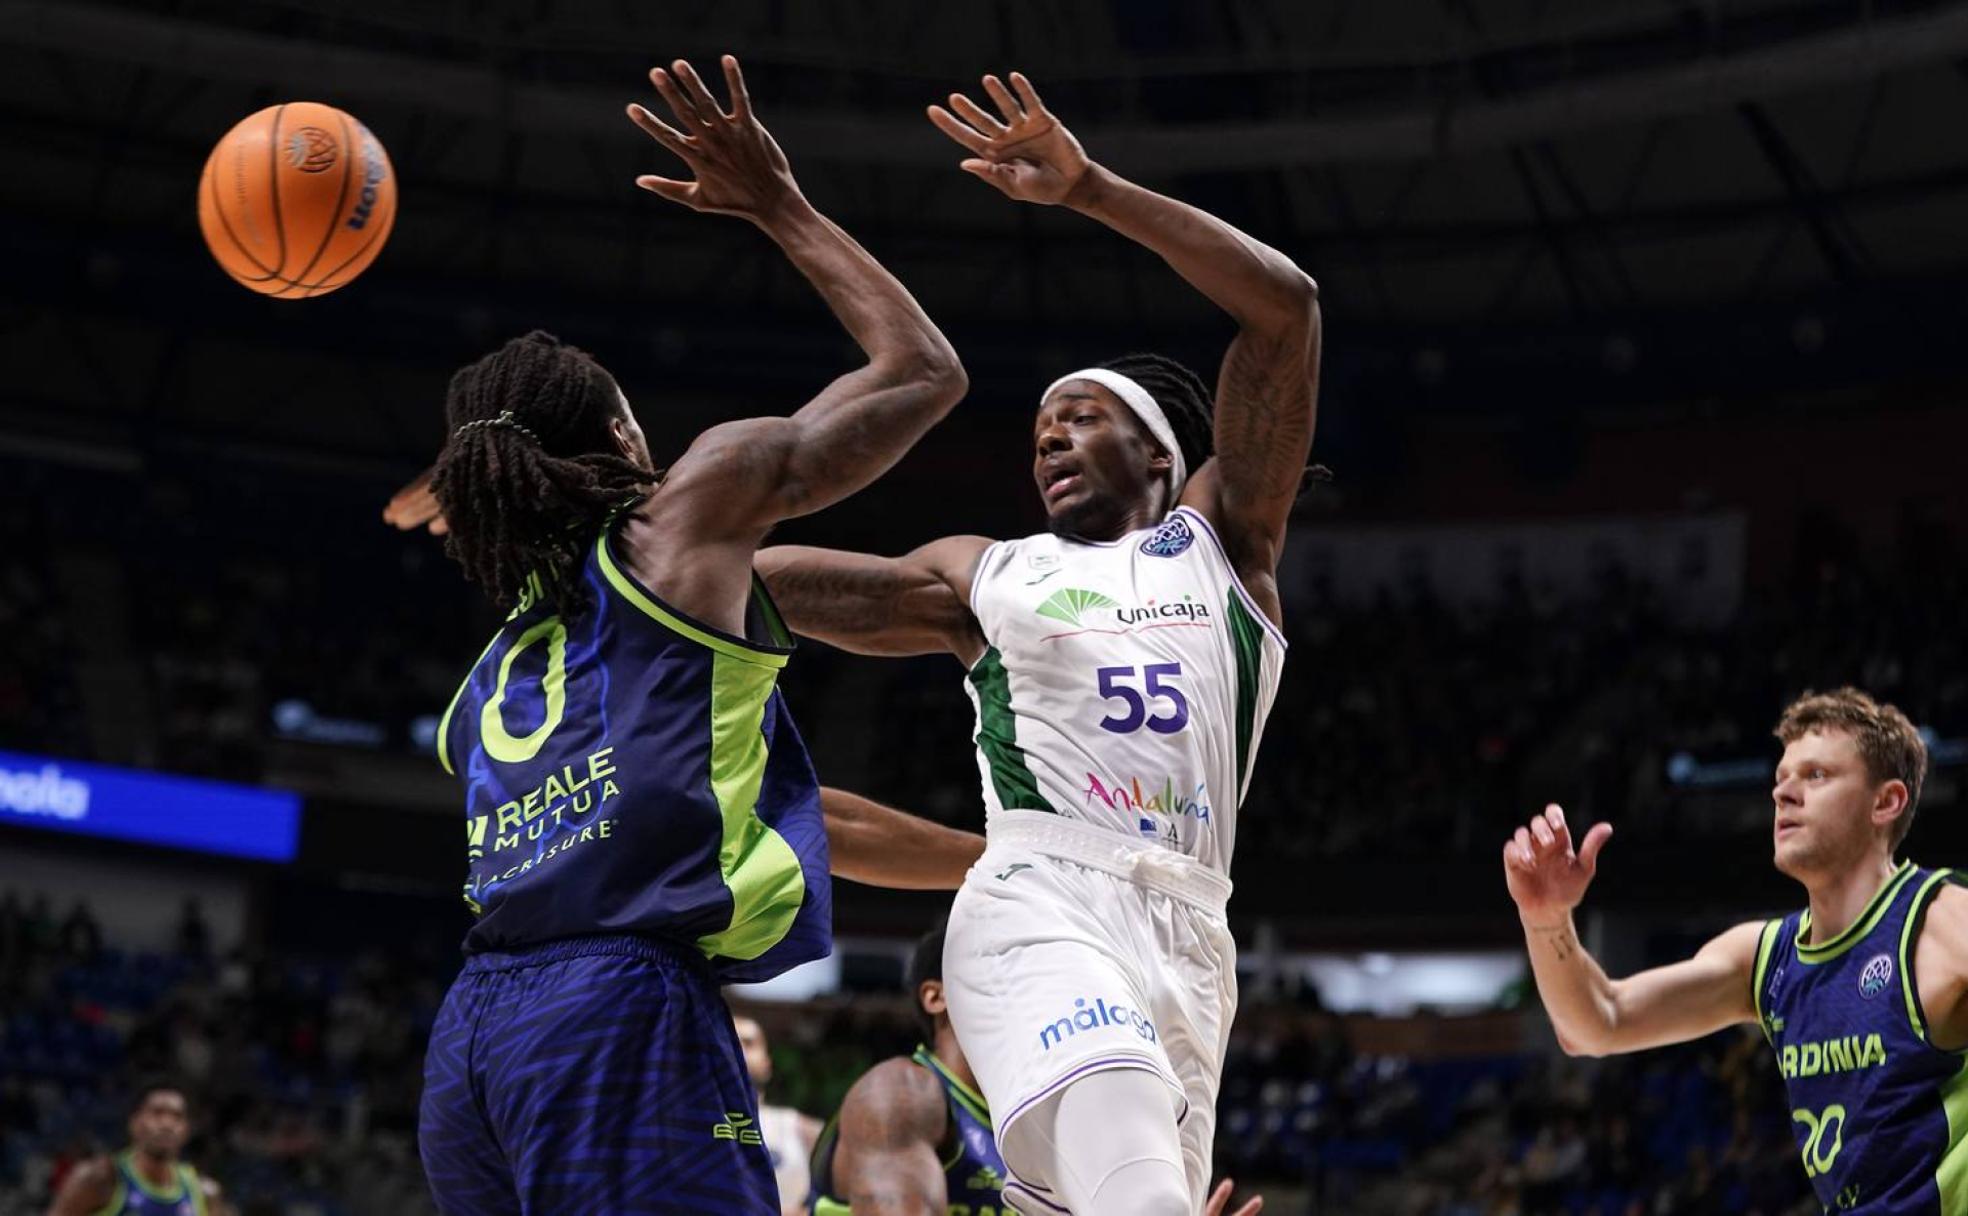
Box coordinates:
[3,3,1966,1213]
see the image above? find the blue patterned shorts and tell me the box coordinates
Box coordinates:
[419,935,776,1215]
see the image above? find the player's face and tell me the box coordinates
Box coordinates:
[733,1016,771,1086]
[129,1092,188,1158]
[1771,728,1889,876]
[1033,381,1172,540]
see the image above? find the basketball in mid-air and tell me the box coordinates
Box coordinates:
[197,102,397,298]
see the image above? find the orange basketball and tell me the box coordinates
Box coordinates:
[197,102,397,298]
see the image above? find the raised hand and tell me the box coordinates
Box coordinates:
[1205,1179,1263,1216]
[1503,804,1613,928]
[927,72,1090,205]
[626,55,803,223]
[383,467,447,536]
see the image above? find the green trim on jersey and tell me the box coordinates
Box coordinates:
[1797,861,1917,964]
[1901,869,1959,1046]
[1941,1058,1968,1208]
[695,650,807,962]
[749,573,794,648]
[436,626,509,776]
[1752,918,1783,1040]
[967,647,1052,812]
[91,1173,126,1216]
[101,1153,205,1216]
[914,1044,990,1128]
[1224,591,1264,799]
[595,531,790,669]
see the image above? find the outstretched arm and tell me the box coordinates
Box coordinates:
[628,57,966,534]
[1506,804,1763,1055]
[832,1059,950,1215]
[823,787,984,890]
[929,74,1318,621]
[755,537,990,662]
[45,1159,113,1216]
[388,61,963,553]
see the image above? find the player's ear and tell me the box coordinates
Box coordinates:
[607,415,636,461]
[919,980,946,1017]
[1872,779,1910,828]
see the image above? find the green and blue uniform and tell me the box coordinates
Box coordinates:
[809,1047,1008,1216]
[419,521,831,1215]
[95,1151,206,1216]
[1753,862,1968,1213]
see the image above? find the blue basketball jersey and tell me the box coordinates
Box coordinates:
[436,521,831,982]
[809,1047,1009,1215]
[102,1151,206,1216]
[1753,862,1968,1213]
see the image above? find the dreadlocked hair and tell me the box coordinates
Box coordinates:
[430,331,656,615]
[1099,351,1333,491]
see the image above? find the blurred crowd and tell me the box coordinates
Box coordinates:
[0,889,1816,1216]
[0,501,82,756]
[0,892,443,1216]
[6,458,1960,867]
[839,513,1966,866]
[1217,1001,1811,1215]
[0,459,471,782]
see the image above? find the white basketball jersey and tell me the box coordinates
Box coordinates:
[965,507,1287,876]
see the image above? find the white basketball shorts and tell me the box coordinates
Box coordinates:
[942,810,1238,1213]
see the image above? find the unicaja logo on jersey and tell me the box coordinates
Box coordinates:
[1140,515,1195,557]
[1858,953,1894,1000]
[1035,588,1118,628]
[1114,598,1210,627]
[1034,587,1211,638]
[1039,996,1158,1051]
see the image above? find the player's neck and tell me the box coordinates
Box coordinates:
[933,1035,980,1096]
[129,1147,176,1185]
[1053,496,1170,544]
[1802,853,1902,945]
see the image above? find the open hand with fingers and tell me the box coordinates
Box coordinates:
[383,467,447,536]
[927,72,1091,205]
[1205,1178,1263,1216]
[1503,804,1614,928]
[626,55,803,223]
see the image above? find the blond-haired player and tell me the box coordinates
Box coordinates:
[1505,688,1968,1213]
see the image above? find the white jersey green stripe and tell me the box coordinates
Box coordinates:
[964,507,1286,876]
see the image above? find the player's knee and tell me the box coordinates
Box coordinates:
[1085,1157,1190,1216]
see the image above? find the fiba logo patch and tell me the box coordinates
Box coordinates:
[1858,953,1894,1000]
[286,126,339,173]
[1140,515,1195,557]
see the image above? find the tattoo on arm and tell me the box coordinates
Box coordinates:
[1531,924,1578,962]
[1213,328,1316,517]
[768,559,911,633]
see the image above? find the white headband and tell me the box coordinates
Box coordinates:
[1040,368,1188,499]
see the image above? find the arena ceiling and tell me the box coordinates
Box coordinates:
[4,0,1968,462]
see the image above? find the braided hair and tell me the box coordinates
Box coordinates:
[1099,351,1331,490]
[430,331,656,615]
